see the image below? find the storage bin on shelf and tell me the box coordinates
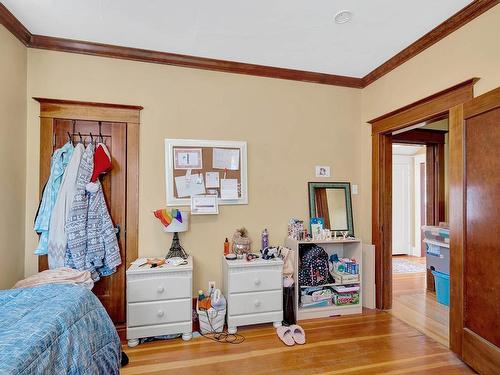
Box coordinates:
[300,285,334,308]
[331,271,360,284]
[423,225,450,275]
[331,284,360,306]
[299,283,360,308]
[422,225,449,244]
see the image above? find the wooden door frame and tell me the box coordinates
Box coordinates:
[35,98,142,271]
[393,129,447,225]
[368,78,477,311]
[449,87,500,364]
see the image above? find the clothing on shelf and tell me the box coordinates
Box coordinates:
[48,143,85,269]
[34,142,74,255]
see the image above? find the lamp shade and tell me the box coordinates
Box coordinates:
[163,211,189,233]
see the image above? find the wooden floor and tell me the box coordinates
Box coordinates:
[122,311,471,374]
[392,256,449,347]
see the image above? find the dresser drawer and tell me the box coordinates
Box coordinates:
[229,290,282,316]
[229,267,281,293]
[128,299,191,327]
[128,275,191,302]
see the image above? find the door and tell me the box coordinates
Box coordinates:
[392,155,411,255]
[52,119,127,324]
[450,87,500,374]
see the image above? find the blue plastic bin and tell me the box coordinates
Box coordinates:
[432,270,450,306]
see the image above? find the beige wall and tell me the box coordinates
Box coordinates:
[0,25,27,288]
[359,5,500,242]
[24,50,362,292]
[6,3,500,292]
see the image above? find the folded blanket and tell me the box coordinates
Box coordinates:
[13,268,94,290]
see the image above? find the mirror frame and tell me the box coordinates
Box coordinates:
[308,182,354,237]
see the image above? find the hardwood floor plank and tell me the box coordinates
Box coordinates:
[391,263,449,347]
[122,312,470,374]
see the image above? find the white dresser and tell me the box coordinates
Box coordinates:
[222,256,283,334]
[126,257,193,347]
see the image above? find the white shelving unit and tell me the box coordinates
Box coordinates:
[285,237,364,320]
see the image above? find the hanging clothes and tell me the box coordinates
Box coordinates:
[65,143,121,281]
[86,179,121,280]
[34,142,74,255]
[86,142,121,279]
[91,143,112,182]
[65,143,94,271]
[48,143,84,269]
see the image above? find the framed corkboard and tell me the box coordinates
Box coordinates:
[165,139,248,206]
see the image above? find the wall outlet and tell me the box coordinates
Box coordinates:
[352,184,359,195]
[208,281,216,290]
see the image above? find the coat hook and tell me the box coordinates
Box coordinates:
[67,132,72,144]
[78,132,83,143]
[90,132,94,144]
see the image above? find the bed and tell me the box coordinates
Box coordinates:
[0,284,121,374]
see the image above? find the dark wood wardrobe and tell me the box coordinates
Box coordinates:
[36,98,141,339]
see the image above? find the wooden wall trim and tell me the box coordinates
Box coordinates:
[362,0,499,86]
[426,144,446,225]
[463,86,500,117]
[463,329,500,374]
[369,78,477,134]
[34,97,143,111]
[368,78,478,126]
[34,97,142,124]
[449,104,465,356]
[0,3,31,45]
[392,129,446,144]
[28,34,363,88]
[1,2,498,88]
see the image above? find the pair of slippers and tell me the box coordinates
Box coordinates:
[277,325,306,346]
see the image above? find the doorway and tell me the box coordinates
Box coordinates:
[390,117,450,346]
[370,81,500,373]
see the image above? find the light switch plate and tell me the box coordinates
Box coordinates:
[352,184,358,195]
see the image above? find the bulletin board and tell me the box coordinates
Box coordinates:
[165,139,248,206]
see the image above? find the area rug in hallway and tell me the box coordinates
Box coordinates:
[393,258,426,273]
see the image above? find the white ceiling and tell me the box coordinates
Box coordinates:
[2,0,472,77]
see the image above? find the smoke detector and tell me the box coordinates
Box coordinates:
[334,10,353,24]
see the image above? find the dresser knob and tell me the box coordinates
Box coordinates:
[254,279,261,286]
[254,300,261,307]
[157,286,165,293]
[157,310,165,317]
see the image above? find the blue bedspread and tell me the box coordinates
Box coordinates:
[0,284,121,375]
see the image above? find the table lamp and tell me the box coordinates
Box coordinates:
[153,209,189,259]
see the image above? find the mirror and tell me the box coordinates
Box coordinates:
[308,182,354,236]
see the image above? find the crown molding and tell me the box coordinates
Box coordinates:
[362,0,499,87]
[0,3,30,45]
[1,2,498,88]
[28,34,364,88]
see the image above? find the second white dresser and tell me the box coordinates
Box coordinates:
[222,256,283,334]
[126,257,193,347]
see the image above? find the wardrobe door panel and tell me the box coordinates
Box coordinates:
[52,119,127,324]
